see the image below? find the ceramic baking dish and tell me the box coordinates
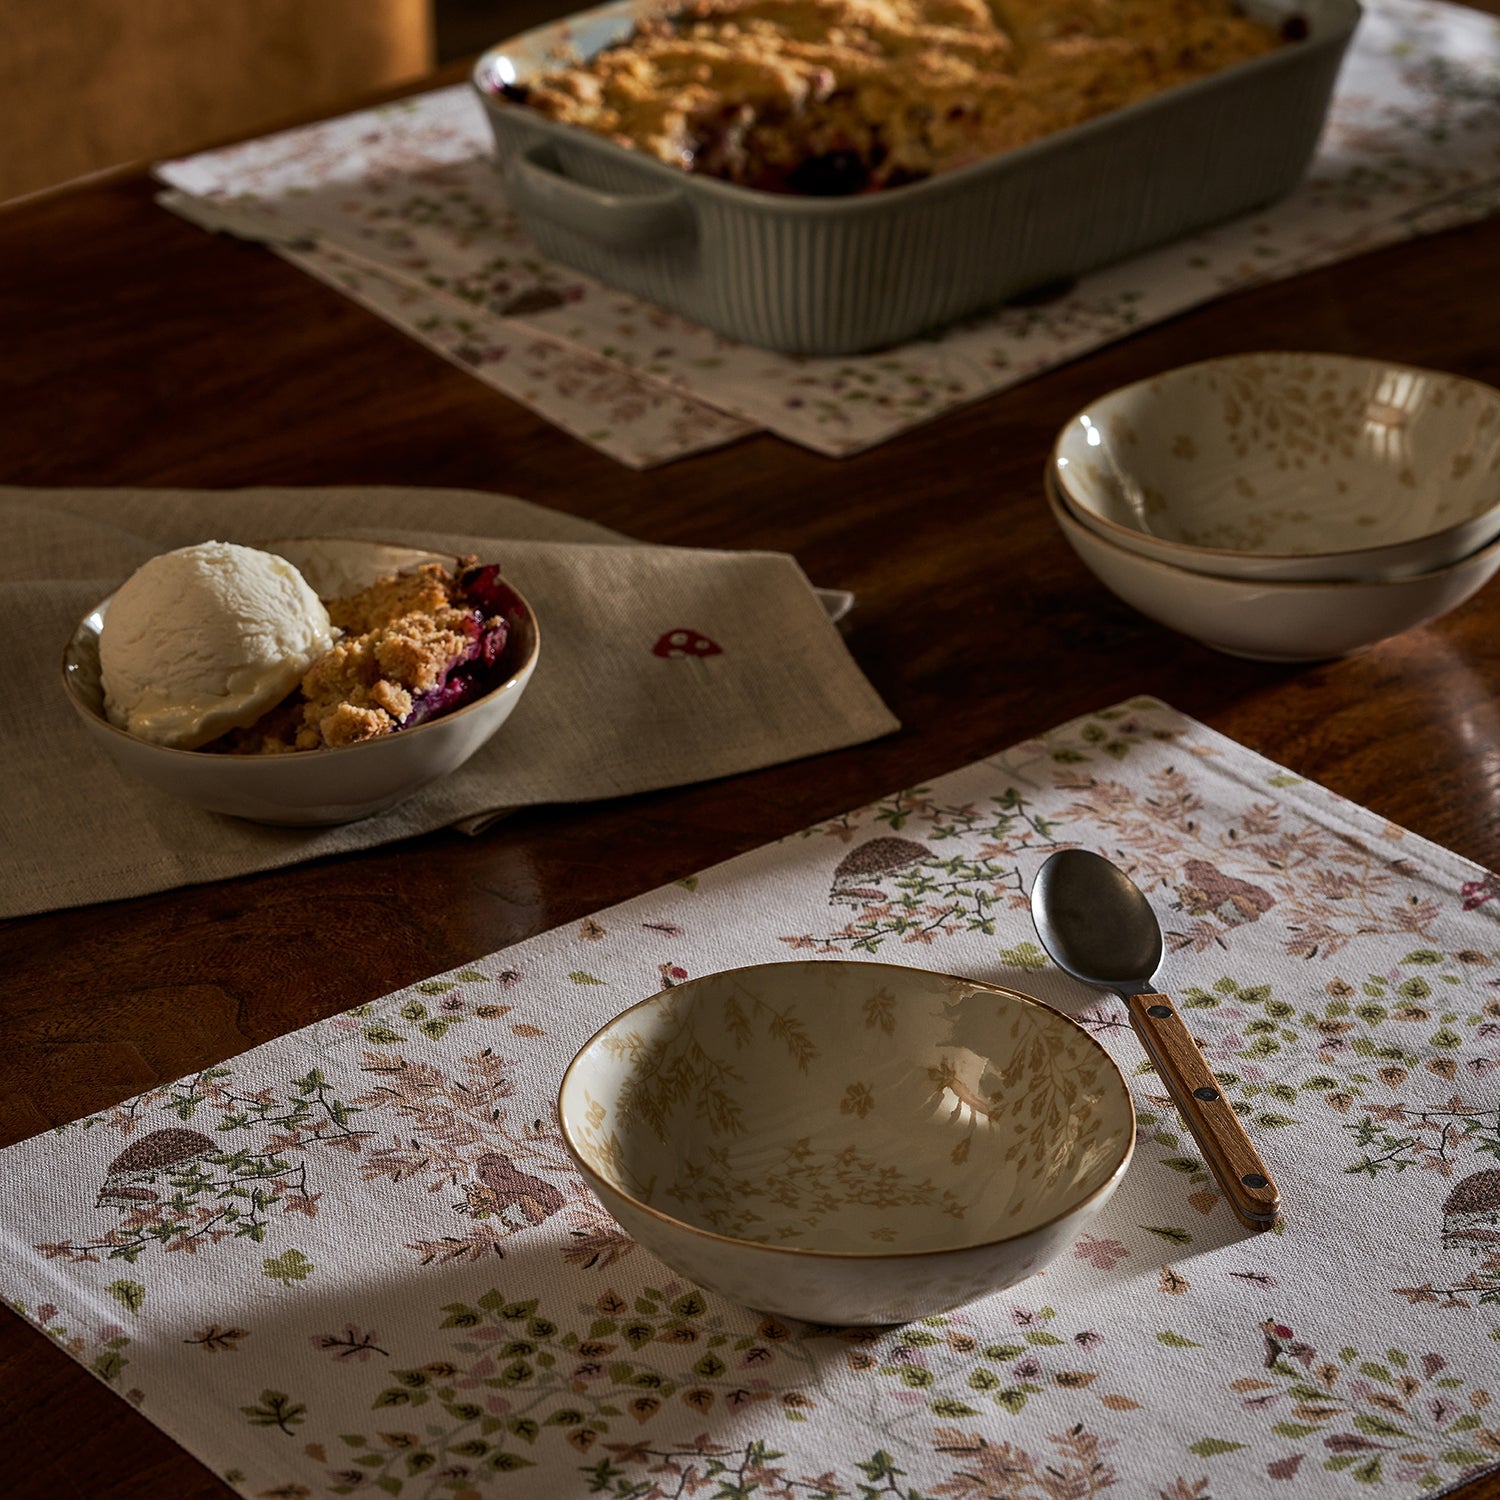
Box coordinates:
[472,0,1361,356]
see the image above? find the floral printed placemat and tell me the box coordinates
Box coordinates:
[155,0,1500,468]
[5,696,1500,1499]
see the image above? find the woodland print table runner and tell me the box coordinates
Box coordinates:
[154,0,1500,467]
[4,697,1499,1499]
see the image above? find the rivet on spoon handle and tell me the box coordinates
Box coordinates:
[1125,991,1281,1231]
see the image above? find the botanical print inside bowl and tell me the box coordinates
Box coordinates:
[558,960,1135,1325]
[1053,352,1500,581]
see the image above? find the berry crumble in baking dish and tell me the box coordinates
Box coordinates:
[472,0,1353,351]
[497,0,1299,195]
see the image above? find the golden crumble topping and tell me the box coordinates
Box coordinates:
[505,0,1290,193]
[214,559,509,754]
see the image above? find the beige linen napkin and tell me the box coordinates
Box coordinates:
[2,486,897,919]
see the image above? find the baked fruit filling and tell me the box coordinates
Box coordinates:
[209,561,521,753]
[496,0,1295,195]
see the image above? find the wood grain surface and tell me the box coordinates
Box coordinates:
[3,46,1500,1500]
[1124,992,1283,1229]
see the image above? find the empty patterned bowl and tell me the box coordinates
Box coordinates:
[1051,352,1500,581]
[557,960,1135,1325]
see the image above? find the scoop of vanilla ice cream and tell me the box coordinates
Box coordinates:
[100,541,335,749]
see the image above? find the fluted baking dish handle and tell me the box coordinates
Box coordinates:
[509,143,693,247]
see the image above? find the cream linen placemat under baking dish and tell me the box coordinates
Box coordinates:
[0,485,897,919]
[3,698,1499,1499]
[154,0,1500,467]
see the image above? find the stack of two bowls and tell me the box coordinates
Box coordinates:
[1046,352,1500,661]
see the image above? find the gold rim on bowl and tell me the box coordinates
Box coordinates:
[556,958,1138,1263]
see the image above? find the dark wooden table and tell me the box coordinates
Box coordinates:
[4,53,1500,1500]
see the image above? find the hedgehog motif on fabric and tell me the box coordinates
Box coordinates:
[1441,1168,1500,1255]
[829,836,934,906]
[1175,859,1275,926]
[96,1127,216,1208]
[462,1151,566,1230]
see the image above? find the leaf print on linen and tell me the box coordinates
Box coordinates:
[1053,768,1437,961]
[340,1285,823,1485]
[327,968,514,1046]
[350,1049,602,1268]
[929,1422,1119,1497]
[40,1045,597,1273]
[1236,1317,1500,1488]
[21,685,1500,1493]
[1227,1268,1279,1289]
[310,1326,389,1362]
[1073,1234,1130,1270]
[580,1438,890,1499]
[997,939,1051,972]
[782,791,1067,954]
[241,1389,307,1435]
[1343,1095,1500,1182]
[35,1068,367,1264]
[16,1300,133,1387]
[833,1306,1107,1421]
[1157,1480,1212,1500]
[186,1323,249,1353]
[1141,1226,1194,1247]
[1129,959,1499,1205]
[1297,956,1500,1114]
[263,1249,315,1287]
[106,1279,145,1315]
[780,723,1441,963]
[1187,1436,1246,1457]
[1057,704,1181,764]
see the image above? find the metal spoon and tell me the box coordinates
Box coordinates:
[1030,848,1282,1231]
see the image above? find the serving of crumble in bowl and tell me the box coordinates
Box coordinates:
[62,538,541,825]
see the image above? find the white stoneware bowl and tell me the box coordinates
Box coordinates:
[1051,353,1500,581]
[1046,470,1500,661]
[62,538,540,826]
[558,960,1135,1326]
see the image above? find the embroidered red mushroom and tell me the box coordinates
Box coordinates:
[652,629,723,659]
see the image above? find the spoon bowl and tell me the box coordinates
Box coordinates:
[1030,849,1282,1230]
[1031,851,1164,993]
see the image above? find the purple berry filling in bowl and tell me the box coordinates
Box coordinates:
[62,539,541,825]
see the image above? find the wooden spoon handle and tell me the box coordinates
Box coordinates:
[1125,991,1281,1231]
